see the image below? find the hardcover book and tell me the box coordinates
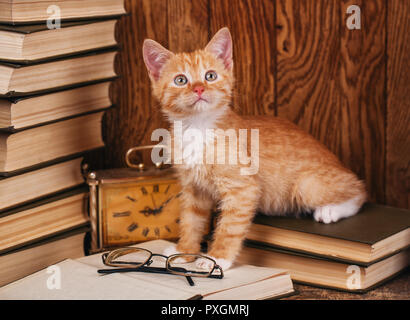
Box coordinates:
[0,50,117,97]
[0,226,88,287]
[0,157,85,211]
[247,203,410,264]
[238,203,410,292]
[0,81,112,131]
[0,0,126,25]
[0,187,89,255]
[0,19,118,63]
[238,241,409,292]
[0,110,105,175]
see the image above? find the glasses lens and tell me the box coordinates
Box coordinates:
[167,254,216,277]
[105,248,151,268]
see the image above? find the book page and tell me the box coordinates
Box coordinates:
[78,240,292,299]
[0,259,195,300]
[204,274,294,300]
[0,240,293,300]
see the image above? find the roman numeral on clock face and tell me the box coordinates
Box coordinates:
[113,211,131,218]
[142,227,149,237]
[127,223,138,232]
[164,185,171,194]
[126,196,136,202]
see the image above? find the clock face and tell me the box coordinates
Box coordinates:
[99,178,181,247]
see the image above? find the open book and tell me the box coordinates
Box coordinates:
[0,240,294,300]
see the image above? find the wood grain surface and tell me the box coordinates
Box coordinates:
[90,0,409,209]
[275,0,343,166]
[340,0,386,203]
[101,0,169,169]
[209,0,276,116]
[276,0,386,202]
[386,0,410,209]
[168,0,209,52]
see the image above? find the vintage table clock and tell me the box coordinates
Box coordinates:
[86,145,182,251]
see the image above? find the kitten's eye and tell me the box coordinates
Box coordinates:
[205,71,218,82]
[174,75,188,86]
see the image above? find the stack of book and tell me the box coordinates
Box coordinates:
[0,0,126,287]
[237,203,410,292]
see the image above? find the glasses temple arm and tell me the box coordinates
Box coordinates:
[185,276,195,286]
[97,266,195,286]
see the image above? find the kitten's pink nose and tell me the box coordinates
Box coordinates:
[193,85,205,96]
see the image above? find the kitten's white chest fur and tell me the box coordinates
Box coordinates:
[172,106,227,168]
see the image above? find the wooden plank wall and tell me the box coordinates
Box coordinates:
[276,0,386,203]
[386,0,410,209]
[91,0,409,209]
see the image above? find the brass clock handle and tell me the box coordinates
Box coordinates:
[125,145,169,170]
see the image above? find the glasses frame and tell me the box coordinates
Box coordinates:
[98,247,224,286]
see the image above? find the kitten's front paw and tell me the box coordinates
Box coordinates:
[214,258,232,271]
[196,256,232,271]
[163,245,180,257]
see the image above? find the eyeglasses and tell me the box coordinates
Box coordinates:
[97,247,224,286]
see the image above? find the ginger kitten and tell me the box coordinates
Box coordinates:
[142,28,367,270]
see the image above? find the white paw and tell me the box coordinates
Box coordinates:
[163,245,180,257]
[314,198,361,224]
[214,258,232,271]
[196,256,232,271]
[314,206,337,224]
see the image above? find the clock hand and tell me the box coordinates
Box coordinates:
[139,206,162,216]
[139,206,156,216]
[139,196,175,217]
[157,196,175,213]
[150,193,158,209]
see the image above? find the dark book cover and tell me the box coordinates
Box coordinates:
[253,203,410,245]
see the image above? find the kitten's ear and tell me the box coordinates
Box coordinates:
[143,39,173,81]
[205,27,233,70]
